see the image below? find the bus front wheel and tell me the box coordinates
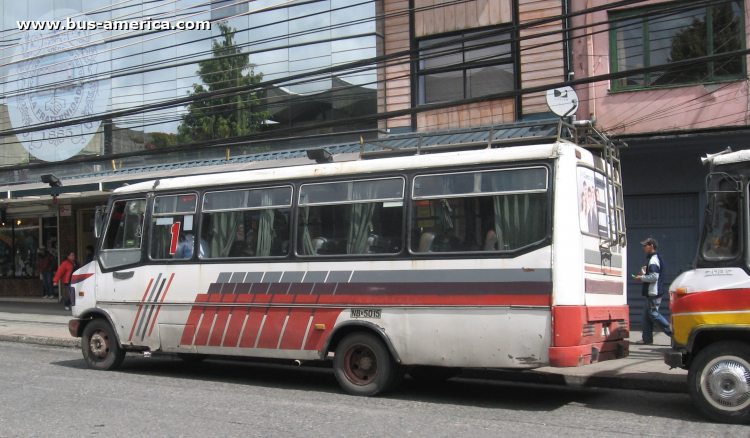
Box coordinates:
[333,332,396,396]
[688,341,750,424]
[81,319,126,371]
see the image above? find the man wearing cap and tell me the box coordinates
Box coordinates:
[635,237,673,344]
[37,247,56,299]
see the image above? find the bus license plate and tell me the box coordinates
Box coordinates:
[351,309,381,319]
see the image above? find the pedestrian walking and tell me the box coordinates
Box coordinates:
[53,252,80,311]
[635,237,673,344]
[37,247,56,299]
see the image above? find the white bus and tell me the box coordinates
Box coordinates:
[68,123,629,396]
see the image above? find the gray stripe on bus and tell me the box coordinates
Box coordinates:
[216,272,232,283]
[136,273,162,337]
[301,271,327,283]
[244,272,263,283]
[229,272,246,283]
[350,269,551,283]
[584,250,622,268]
[281,271,305,283]
[262,272,283,283]
[326,271,352,283]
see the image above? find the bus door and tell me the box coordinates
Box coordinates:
[98,197,148,305]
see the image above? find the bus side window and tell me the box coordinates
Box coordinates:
[298,178,404,256]
[100,198,146,269]
[411,168,548,253]
[201,186,293,259]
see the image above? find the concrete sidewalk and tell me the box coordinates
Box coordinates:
[0,297,687,393]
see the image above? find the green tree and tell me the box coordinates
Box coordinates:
[178,22,269,144]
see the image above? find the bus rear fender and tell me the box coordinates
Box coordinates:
[321,320,402,363]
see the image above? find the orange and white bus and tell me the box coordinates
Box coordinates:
[68,122,629,396]
[666,148,750,424]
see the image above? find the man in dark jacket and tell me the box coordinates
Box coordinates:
[635,237,673,344]
[37,247,56,298]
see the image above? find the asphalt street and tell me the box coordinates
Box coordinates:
[0,341,747,438]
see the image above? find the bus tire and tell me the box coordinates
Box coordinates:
[688,341,750,424]
[81,319,126,371]
[333,332,396,396]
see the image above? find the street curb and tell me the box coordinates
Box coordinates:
[461,368,688,393]
[0,334,80,349]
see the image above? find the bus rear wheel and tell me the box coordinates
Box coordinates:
[688,341,750,424]
[81,319,126,371]
[333,332,396,396]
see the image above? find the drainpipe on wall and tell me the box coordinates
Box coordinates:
[586,0,597,120]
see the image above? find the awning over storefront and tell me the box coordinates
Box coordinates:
[0,120,566,205]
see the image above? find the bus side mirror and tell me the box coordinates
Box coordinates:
[94,207,105,238]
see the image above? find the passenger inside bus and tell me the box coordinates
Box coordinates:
[173,233,208,259]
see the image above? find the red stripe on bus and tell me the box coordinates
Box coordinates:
[208,294,239,347]
[304,308,342,351]
[179,294,209,345]
[238,307,267,348]
[584,266,623,275]
[221,294,255,348]
[70,273,94,284]
[256,307,290,349]
[193,294,223,346]
[148,273,175,337]
[128,278,154,342]
[279,308,314,350]
[293,294,319,305]
[671,288,750,314]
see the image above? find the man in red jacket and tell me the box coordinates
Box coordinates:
[53,252,80,311]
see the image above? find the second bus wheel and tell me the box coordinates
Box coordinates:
[688,341,750,424]
[81,319,126,371]
[333,332,397,396]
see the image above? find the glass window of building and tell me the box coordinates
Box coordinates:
[610,0,745,90]
[417,28,516,105]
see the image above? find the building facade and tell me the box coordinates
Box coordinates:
[0,0,568,295]
[571,0,750,319]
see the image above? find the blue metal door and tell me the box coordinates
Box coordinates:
[624,194,699,326]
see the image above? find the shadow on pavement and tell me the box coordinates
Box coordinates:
[50,352,709,423]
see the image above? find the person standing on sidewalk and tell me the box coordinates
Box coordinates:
[53,252,80,311]
[37,247,56,299]
[635,237,673,344]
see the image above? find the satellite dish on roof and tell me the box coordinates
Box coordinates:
[546,86,578,117]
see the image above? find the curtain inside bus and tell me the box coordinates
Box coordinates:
[256,190,276,257]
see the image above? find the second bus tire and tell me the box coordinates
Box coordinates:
[333,332,397,396]
[688,341,750,424]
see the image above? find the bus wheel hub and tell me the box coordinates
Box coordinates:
[90,331,109,358]
[705,361,750,407]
